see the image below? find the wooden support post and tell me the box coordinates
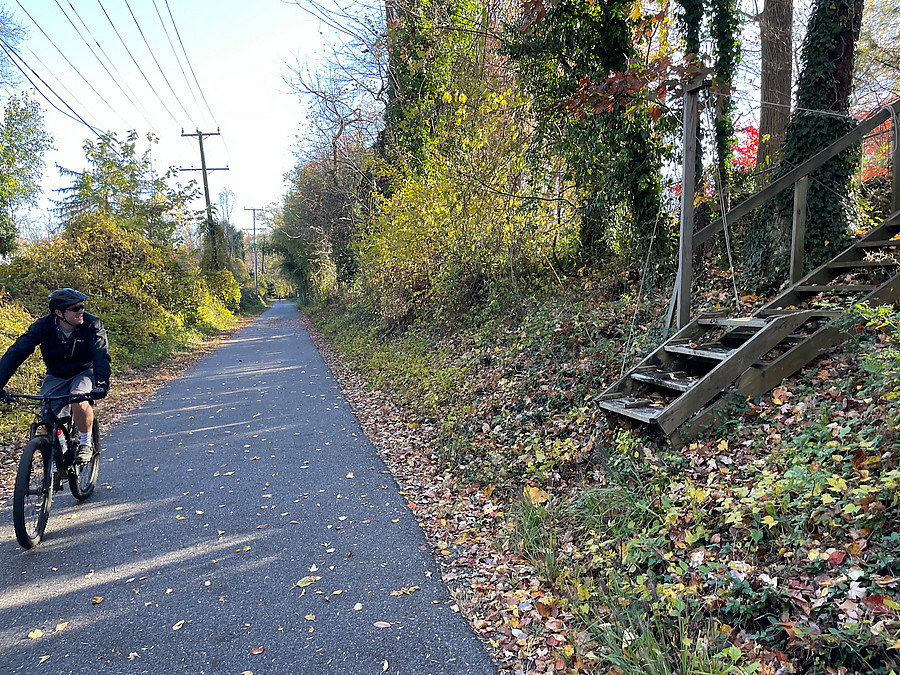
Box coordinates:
[676,82,703,329]
[790,176,809,284]
[893,113,899,215]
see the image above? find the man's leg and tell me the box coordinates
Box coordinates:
[71,391,93,437]
[69,372,96,462]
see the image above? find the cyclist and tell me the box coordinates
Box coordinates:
[0,288,110,463]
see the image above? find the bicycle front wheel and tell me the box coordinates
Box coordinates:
[70,418,100,500]
[13,436,54,549]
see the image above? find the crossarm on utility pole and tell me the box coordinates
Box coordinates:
[182,129,228,270]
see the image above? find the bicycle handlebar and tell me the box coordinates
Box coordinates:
[1,392,98,405]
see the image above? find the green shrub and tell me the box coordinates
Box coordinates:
[202,269,241,312]
[0,295,44,443]
[0,214,235,368]
[239,286,268,314]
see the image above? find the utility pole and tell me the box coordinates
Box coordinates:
[182,129,228,270]
[260,232,266,274]
[244,207,264,297]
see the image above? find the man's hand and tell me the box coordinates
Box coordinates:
[0,389,14,403]
[91,381,109,400]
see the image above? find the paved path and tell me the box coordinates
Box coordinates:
[0,302,496,675]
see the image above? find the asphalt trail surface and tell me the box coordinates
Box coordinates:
[0,301,496,675]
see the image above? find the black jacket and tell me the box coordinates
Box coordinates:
[0,312,111,389]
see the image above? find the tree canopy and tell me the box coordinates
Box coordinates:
[0,93,52,254]
[54,130,199,246]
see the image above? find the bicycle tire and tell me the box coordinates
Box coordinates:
[13,436,53,549]
[69,418,100,500]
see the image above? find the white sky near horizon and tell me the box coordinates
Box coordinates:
[2,0,328,236]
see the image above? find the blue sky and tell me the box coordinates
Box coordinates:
[3,0,325,231]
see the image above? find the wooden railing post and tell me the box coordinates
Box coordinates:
[790,176,809,283]
[893,112,899,215]
[676,81,704,329]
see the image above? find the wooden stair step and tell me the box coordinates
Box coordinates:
[794,284,877,293]
[829,259,899,269]
[697,317,768,328]
[665,342,736,361]
[757,308,842,317]
[597,396,664,423]
[858,239,900,249]
[631,368,697,392]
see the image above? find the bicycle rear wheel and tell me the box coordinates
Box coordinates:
[13,436,54,549]
[70,418,100,500]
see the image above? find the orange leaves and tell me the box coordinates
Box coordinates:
[863,594,898,614]
[523,485,549,505]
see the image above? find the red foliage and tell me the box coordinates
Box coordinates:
[854,108,894,183]
[731,125,759,169]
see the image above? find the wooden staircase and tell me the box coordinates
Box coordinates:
[599,210,900,440]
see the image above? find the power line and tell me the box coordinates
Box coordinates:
[123,0,197,128]
[150,0,209,128]
[12,0,118,122]
[164,0,218,128]
[0,37,104,137]
[22,44,107,130]
[56,0,159,134]
[95,0,181,126]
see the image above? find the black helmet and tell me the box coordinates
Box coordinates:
[48,288,88,312]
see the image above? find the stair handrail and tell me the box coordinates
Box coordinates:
[693,98,900,248]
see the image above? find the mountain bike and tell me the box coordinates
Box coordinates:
[2,392,101,549]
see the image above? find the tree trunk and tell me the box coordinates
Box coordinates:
[756,0,793,173]
[825,0,865,111]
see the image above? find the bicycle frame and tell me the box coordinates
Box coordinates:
[20,393,94,478]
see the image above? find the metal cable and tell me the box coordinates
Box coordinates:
[123,0,197,128]
[703,100,743,313]
[164,0,218,128]
[95,0,180,126]
[63,0,158,133]
[0,37,103,136]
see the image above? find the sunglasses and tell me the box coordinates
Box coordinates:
[66,304,85,312]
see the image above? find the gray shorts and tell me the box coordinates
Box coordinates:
[40,370,95,414]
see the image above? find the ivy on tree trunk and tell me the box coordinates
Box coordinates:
[743,0,864,289]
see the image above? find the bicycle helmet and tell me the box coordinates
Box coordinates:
[48,288,88,312]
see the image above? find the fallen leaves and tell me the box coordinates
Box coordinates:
[295,575,320,588]
[523,485,549,505]
[302,315,586,674]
